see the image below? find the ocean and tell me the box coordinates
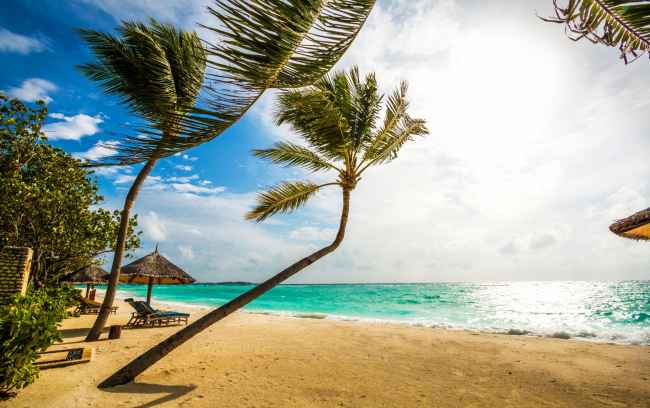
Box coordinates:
[103,280,650,345]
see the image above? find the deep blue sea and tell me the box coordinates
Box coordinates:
[99,281,650,345]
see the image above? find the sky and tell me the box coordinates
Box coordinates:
[1,0,650,283]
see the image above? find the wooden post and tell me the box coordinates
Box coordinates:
[146,277,153,305]
[109,325,122,340]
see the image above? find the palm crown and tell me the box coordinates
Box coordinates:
[247,67,428,222]
[77,19,206,161]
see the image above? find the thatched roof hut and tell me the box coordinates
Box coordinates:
[65,265,109,283]
[64,265,109,298]
[119,245,195,304]
[609,207,650,241]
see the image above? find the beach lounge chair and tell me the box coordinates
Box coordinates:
[74,297,118,315]
[124,298,190,328]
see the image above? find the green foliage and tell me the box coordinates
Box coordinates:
[541,0,650,63]
[0,286,78,397]
[78,19,207,164]
[247,67,428,222]
[245,181,323,222]
[0,94,140,287]
[79,0,376,165]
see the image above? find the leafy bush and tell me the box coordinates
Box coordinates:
[0,286,78,397]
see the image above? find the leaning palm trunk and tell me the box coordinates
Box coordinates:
[85,158,157,341]
[99,188,351,387]
[99,67,427,387]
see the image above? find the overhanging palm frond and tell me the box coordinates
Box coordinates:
[541,0,650,63]
[253,142,341,173]
[102,0,376,165]
[246,181,335,222]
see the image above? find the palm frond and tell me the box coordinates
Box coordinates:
[253,142,341,172]
[360,81,427,168]
[541,0,650,63]
[99,0,376,165]
[275,79,350,161]
[78,20,205,123]
[246,181,333,222]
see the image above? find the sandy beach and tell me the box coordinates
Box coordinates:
[3,298,649,408]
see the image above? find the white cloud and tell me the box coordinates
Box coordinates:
[141,211,168,242]
[0,28,46,54]
[124,189,314,282]
[115,174,136,184]
[178,245,195,260]
[167,175,199,183]
[74,140,119,162]
[44,113,103,140]
[175,164,193,172]
[91,0,650,283]
[182,154,198,161]
[244,0,650,282]
[289,226,337,242]
[7,78,57,103]
[171,183,225,195]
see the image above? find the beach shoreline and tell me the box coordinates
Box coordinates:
[3,297,649,408]
[105,285,650,347]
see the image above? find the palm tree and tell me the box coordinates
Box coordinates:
[82,1,375,341]
[98,67,428,387]
[82,0,376,341]
[541,0,650,63]
[79,20,206,341]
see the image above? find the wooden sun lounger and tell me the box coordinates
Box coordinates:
[74,297,118,315]
[124,298,190,328]
[36,347,95,369]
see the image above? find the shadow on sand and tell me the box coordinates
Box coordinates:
[102,382,197,408]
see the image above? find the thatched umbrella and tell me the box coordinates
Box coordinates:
[119,245,195,305]
[610,207,650,240]
[65,265,109,298]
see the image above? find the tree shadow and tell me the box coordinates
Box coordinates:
[58,327,109,339]
[102,382,197,408]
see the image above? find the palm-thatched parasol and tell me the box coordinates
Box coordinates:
[119,245,195,305]
[609,207,650,241]
[64,265,109,297]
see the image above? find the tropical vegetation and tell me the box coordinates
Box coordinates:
[0,285,79,397]
[0,94,139,288]
[98,66,428,387]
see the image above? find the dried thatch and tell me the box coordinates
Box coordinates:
[609,207,650,241]
[119,247,195,284]
[65,265,109,283]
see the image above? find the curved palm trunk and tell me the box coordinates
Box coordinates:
[98,188,351,388]
[85,158,158,341]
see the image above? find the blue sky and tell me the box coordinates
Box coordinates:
[2,0,650,283]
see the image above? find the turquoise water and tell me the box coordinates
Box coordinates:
[102,281,649,345]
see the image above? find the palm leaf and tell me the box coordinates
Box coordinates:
[275,80,350,161]
[100,0,376,165]
[360,81,427,169]
[541,0,650,63]
[246,181,332,222]
[253,142,341,172]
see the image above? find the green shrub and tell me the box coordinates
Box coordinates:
[0,286,77,397]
